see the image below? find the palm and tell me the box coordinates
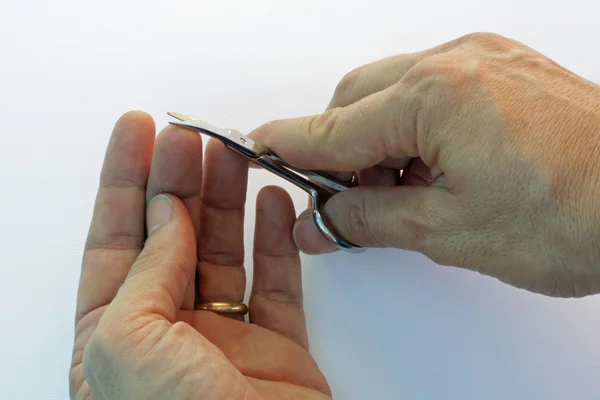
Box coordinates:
[181,310,330,398]
[71,308,330,399]
[69,112,330,399]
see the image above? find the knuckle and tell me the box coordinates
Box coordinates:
[403,195,452,253]
[400,55,483,120]
[136,243,164,266]
[457,32,509,48]
[342,197,384,247]
[400,61,434,87]
[409,56,470,85]
[401,56,462,92]
[302,108,340,141]
[463,32,526,58]
[129,247,162,278]
[402,204,434,251]
[331,66,365,106]
[472,31,508,44]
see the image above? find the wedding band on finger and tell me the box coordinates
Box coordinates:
[194,302,249,315]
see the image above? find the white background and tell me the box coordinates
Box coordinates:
[2,1,600,399]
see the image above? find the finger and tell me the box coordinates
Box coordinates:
[107,194,196,322]
[249,186,308,349]
[326,34,478,110]
[293,186,455,255]
[297,169,399,255]
[358,165,400,187]
[146,125,204,310]
[248,34,478,172]
[76,111,155,324]
[290,208,332,255]
[400,157,436,187]
[379,156,412,170]
[326,54,419,110]
[196,138,249,311]
[249,81,418,172]
[316,54,417,185]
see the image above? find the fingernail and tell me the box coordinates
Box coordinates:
[147,194,173,235]
[293,214,336,255]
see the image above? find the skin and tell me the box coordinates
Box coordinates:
[69,112,331,399]
[71,31,600,398]
[250,32,600,298]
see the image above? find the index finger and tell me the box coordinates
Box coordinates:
[248,82,419,172]
[247,33,479,172]
[75,111,155,325]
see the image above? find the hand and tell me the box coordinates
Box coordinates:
[249,32,600,297]
[69,112,331,399]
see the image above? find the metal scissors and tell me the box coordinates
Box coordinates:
[167,112,365,253]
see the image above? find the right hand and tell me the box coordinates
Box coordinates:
[249,32,600,297]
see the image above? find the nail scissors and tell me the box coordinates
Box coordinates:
[167,112,365,253]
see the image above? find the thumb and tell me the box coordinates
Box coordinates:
[109,193,197,322]
[293,186,454,255]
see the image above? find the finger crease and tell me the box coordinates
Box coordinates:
[200,199,244,212]
[84,240,144,252]
[254,251,299,260]
[197,257,244,268]
[99,181,147,190]
[74,304,108,332]
[252,288,302,305]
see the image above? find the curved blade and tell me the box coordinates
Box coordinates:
[167,112,266,158]
[166,112,358,191]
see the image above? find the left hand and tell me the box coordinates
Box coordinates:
[69,111,331,399]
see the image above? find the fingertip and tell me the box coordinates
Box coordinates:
[256,185,294,211]
[292,210,337,255]
[204,136,243,163]
[114,110,155,133]
[248,118,321,169]
[101,111,156,186]
[247,119,277,141]
[145,193,196,246]
[147,193,189,219]
[146,124,205,203]
[156,123,202,146]
[146,194,174,235]
[154,124,204,162]
[205,136,232,158]
[256,185,296,224]
[255,186,298,253]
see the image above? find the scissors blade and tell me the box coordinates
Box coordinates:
[167,112,266,158]
[167,112,358,192]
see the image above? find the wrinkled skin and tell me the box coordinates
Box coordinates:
[69,112,331,399]
[250,32,600,297]
[70,31,600,399]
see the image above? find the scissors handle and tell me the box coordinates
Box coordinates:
[267,154,358,193]
[256,155,366,253]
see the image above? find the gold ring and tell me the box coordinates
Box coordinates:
[195,302,249,315]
